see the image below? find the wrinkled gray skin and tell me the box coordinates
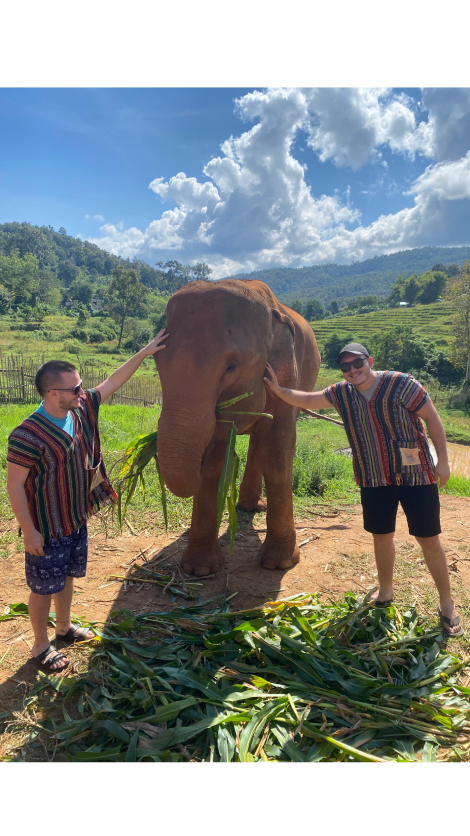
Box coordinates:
[155,278,320,576]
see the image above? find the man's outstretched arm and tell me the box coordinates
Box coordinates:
[96,329,169,403]
[263,363,331,411]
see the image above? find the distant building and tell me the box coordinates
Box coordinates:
[399,301,409,307]
[91,295,104,312]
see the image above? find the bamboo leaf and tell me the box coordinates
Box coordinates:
[125,729,139,762]
[34,591,470,764]
[154,453,168,531]
[217,725,236,762]
[227,452,240,551]
[217,423,237,530]
[216,392,253,411]
[217,410,273,419]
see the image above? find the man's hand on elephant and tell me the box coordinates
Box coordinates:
[142,328,169,356]
[263,363,281,396]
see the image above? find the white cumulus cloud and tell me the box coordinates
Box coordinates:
[304,88,434,169]
[89,87,470,275]
[422,88,470,162]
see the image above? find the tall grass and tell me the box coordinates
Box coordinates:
[442,475,470,497]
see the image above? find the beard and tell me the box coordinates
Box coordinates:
[58,394,79,411]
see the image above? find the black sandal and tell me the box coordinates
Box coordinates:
[438,606,464,638]
[55,625,94,646]
[31,646,70,673]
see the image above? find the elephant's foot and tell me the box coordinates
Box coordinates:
[258,537,300,571]
[180,544,224,576]
[237,495,267,513]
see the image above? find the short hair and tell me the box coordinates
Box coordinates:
[35,360,77,397]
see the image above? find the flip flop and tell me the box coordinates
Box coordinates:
[31,646,69,674]
[55,625,94,646]
[438,606,464,638]
[372,599,394,607]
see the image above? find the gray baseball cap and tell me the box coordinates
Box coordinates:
[337,342,370,364]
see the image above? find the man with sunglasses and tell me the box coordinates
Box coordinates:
[264,341,463,637]
[6,329,168,672]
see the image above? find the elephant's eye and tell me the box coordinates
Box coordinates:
[226,363,238,373]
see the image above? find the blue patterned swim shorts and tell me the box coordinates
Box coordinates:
[25,524,88,595]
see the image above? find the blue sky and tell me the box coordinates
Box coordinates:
[1,87,470,277]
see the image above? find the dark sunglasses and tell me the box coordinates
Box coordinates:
[50,380,83,396]
[339,357,367,373]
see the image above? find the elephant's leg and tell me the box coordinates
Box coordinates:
[257,417,299,571]
[180,438,227,577]
[238,433,267,512]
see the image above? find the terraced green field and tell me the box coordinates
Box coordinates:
[310,303,454,352]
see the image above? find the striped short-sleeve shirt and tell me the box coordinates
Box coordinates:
[323,371,436,488]
[7,389,118,543]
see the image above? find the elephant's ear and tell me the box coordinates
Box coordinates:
[269,308,298,387]
[271,308,296,342]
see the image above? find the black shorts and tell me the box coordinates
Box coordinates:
[360,484,441,538]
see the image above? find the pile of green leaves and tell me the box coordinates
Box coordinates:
[32,593,470,762]
[115,392,272,548]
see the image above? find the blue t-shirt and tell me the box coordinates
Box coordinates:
[35,402,74,439]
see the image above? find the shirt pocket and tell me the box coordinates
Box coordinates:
[394,441,425,472]
[86,452,104,494]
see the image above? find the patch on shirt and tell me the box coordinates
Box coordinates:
[90,467,104,491]
[399,446,421,466]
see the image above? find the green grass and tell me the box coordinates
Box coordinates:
[432,406,470,445]
[442,475,470,497]
[0,313,158,379]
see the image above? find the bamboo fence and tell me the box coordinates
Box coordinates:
[1,351,468,409]
[0,352,162,407]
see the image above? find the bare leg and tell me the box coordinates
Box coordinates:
[371,533,395,602]
[54,576,93,639]
[415,535,460,635]
[238,432,267,512]
[29,591,69,670]
[181,438,227,576]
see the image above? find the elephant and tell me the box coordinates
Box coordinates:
[154,278,321,576]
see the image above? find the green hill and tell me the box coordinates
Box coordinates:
[233,247,470,306]
[0,221,164,289]
[2,222,470,309]
[310,302,454,353]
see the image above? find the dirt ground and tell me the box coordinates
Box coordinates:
[1,496,470,756]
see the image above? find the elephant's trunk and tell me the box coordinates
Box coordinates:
[157,393,217,499]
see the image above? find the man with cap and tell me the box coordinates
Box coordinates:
[263,342,463,637]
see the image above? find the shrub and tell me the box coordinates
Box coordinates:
[30,330,52,341]
[123,328,151,352]
[321,332,355,367]
[88,330,106,343]
[69,327,89,342]
[63,342,81,354]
